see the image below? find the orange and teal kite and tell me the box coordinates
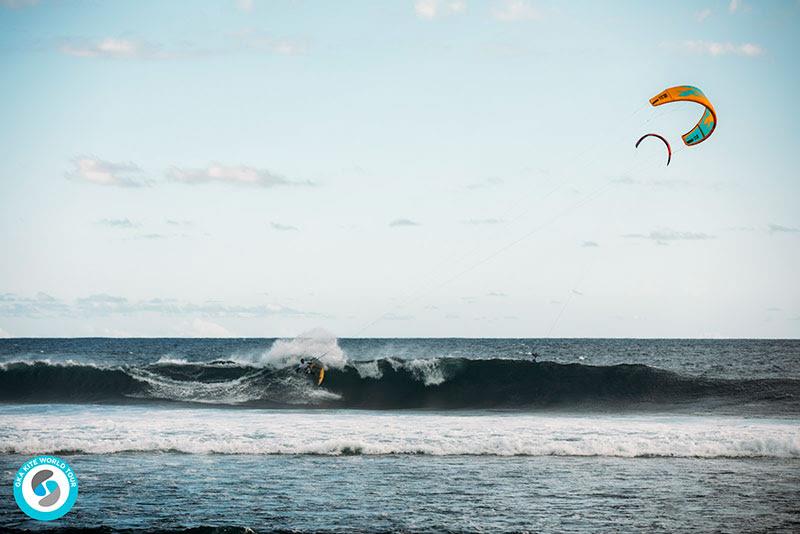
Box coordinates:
[635,85,716,166]
[649,85,716,146]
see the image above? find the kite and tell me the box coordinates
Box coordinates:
[635,133,672,166]
[648,85,716,146]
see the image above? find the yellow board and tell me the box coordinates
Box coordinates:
[317,367,325,386]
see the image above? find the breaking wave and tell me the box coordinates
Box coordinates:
[1,357,798,413]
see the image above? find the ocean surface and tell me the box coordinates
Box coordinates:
[1,337,799,533]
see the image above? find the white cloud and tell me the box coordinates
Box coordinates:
[389,218,421,227]
[97,218,138,228]
[414,0,466,20]
[612,176,689,188]
[493,0,541,22]
[0,292,325,319]
[383,312,415,321]
[167,163,312,188]
[166,219,193,227]
[667,40,764,57]
[191,318,235,337]
[0,326,12,338]
[66,157,150,187]
[232,29,306,55]
[270,222,299,231]
[463,218,503,225]
[60,32,304,61]
[581,241,599,247]
[61,38,155,59]
[235,0,253,12]
[729,0,742,13]
[0,0,38,8]
[768,223,799,234]
[695,8,712,22]
[466,177,504,189]
[136,233,167,240]
[623,228,716,244]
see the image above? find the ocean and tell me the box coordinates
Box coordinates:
[1,337,799,533]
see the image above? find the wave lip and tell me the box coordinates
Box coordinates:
[0,357,798,413]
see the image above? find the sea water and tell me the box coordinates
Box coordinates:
[1,338,798,532]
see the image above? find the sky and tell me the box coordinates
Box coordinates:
[0,0,798,338]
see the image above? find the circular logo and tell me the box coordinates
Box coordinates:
[13,455,78,521]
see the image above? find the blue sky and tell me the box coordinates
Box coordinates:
[1,0,798,338]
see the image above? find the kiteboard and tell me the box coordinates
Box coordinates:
[316,366,325,386]
[303,358,325,386]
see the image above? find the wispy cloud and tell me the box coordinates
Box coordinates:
[0,292,325,319]
[97,218,138,229]
[0,325,12,338]
[389,218,421,227]
[167,163,313,188]
[466,177,504,189]
[695,8,712,22]
[0,0,38,8]
[66,157,151,187]
[729,0,743,13]
[664,40,764,57]
[768,223,800,234]
[414,0,466,20]
[60,31,304,60]
[235,0,253,12]
[60,38,163,59]
[382,312,415,321]
[231,29,306,55]
[581,240,599,247]
[612,176,689,188]
[463,218,503,225]
[487,291,508,297]
[166,219,193,227]
[623,228,716,244]
[0,292,69,316]
[493,0,541,22]
[270,222,298,231]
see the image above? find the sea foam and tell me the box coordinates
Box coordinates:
[2,406,798,458]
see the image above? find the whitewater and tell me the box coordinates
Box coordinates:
[2,405,798,458]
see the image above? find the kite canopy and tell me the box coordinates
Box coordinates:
[649,86,716,146]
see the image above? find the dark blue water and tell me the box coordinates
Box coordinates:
[1,338,798,532]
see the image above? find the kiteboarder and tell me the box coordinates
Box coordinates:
[296,358,313,375]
